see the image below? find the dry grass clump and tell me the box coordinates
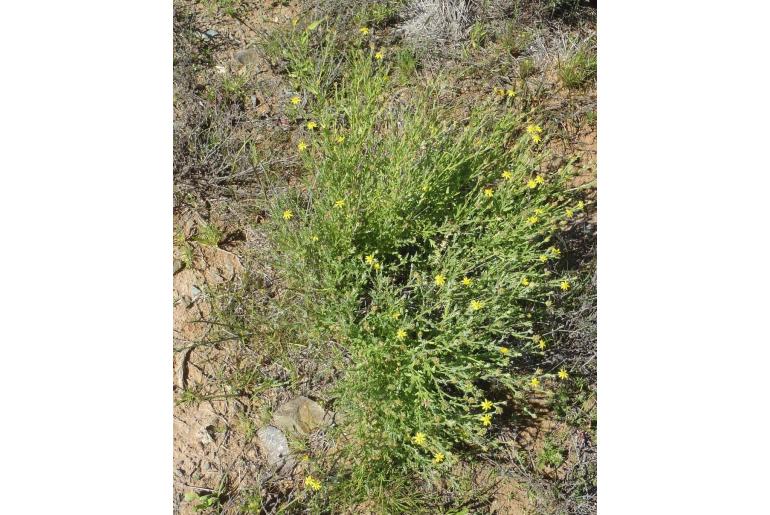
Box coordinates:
[399,0,478,44]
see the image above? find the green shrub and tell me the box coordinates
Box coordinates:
[267,37,582,505]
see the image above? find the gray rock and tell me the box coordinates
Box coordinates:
[235,48,266,70]
[271,396,326,436]
[173,258,184,275]
[256,425,293,473]
[197,424,214,445]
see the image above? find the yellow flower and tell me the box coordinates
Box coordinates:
[434,274,446,286]
[374,51,384,60]
[527,179,537,189]
[502,170,513,180]
[462,276,473,287]
[537,339,546,350]
[373,262,381,271]
[532,134,542,144]
[577,200,585,210]
[282,209,293,220]
[335,135,345,144]
[297,141,308,151]
[311,235,319,242]
[535,175,545,185]
[526,124,543,136]
[305,475,322,491]
[334,199,345,208]
[365,254,375,265]
[558,368,569,380]
[470,300,484,311]
[306,121,317,130]
[391,311,401,320]
[527,216,539,225]
[433,452,445,464]
[396,329,407,341]
[521,277,530,286]
[530,377,540,388]
[506,88,516,97]
[480,399,493,411]
[539,254,548,262]
[499,346,510,355]
[549,246,561,257]
[565,208,574,218]
[534,208,544,215]
[359,27,370,35]
[560,280,570,291]
[480,413,492,426]
[412,432,427,446]
[290,95,301,105]
[483,188,494,197]
[494,87,505,97]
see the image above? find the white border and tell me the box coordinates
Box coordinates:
[1,1,172,513]
[600,1,770,513]
[1,1,769,513]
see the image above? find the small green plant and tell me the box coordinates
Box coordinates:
[287,432,309,454]
[202,0,243,17]
[499,24,533,57]
[220,72,249,103]
[184,490,222,512]
[260,18,340,97]
[242,490,263,513]
[237,412,258,441]
[179,245,194,268]
[194,223,223,247]
[469,22,488,49]
[255,401,273,426]
[185,476,227,512]
[364,3,399,25]
[519,57,537,79]
[537,439,565,470]
[558,47,596,89]
[585,109,597,126]
[174,231,195,268]
[395,47,418,81]
[177,389,201,405]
